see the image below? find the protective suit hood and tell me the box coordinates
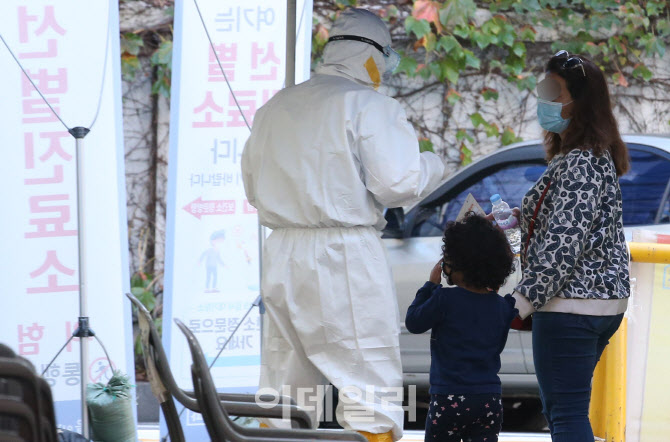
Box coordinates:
[316,8,392,89]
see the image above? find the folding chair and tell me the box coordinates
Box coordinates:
[0,396,38,441]
[0,351,60,442]
[126,293,312,441]
[37,377,58,442]
[175,318,367,442]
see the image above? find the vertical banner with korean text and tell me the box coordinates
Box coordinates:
[0,0,133,431]
[164,0,312,435]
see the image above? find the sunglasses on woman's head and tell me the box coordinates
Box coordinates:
[554,50,586,77]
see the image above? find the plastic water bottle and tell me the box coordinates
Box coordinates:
[490,194,521,254]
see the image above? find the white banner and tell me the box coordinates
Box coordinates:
[0,0,134,432]
[164,0,312,435]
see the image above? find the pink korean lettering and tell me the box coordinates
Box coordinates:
[17,322,45,355]
[250,42,280,81]
[27,250,78,294]
[209,44,237,82]
[193,91,225,128]
[25,194,77,238]
[243,200,257,214]
[227,90,256,127]
[22,98,60,124]
[21,68,68,97]
[23,132,70,185]
[17,6,66,59]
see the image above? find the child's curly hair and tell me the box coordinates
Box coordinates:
[442,212,515,291]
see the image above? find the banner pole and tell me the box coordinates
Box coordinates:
[286,0,297,88]
[68,127,113,437]
[71,127,92,437]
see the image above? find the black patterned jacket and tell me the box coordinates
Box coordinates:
[515,148,630,313]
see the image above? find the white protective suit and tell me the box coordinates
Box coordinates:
[241,8,447,441]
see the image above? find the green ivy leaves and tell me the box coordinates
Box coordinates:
[151,39,172,98]
[394,0,669,163]
[405,16,432,39]
[419,138,436,153]
[120,33,173,98]
[120,33,143,79]
[403,0,669,88]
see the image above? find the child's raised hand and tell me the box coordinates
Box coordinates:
[429,260,443,285]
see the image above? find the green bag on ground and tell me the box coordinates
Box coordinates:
[86,371,137,442]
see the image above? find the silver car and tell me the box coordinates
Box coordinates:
[384,135,670,398]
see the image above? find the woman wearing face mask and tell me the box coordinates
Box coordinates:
[509,52,631,441]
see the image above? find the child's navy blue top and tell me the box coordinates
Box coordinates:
[405,282,518,395]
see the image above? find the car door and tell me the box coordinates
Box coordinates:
[385,155,548,379]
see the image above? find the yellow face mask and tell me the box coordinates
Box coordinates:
[364,56,381,90]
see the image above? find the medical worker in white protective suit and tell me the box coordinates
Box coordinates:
[241,8,448,442]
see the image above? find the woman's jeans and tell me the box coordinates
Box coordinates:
[532,312,624,442]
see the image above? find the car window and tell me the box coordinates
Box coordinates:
[407,144,670,238]
[660,197,670,224]
[620,147,670,226]
[411,162,546,237]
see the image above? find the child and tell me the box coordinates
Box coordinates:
[405,213,517,442]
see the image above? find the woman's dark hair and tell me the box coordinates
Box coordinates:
[442,213,515,291]
[544,54,630,176]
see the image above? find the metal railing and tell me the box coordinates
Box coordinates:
[629,242,670,264]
